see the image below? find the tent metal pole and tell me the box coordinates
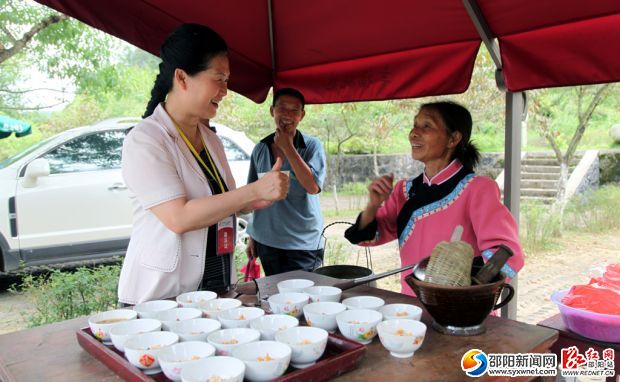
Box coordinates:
[502,91,525,319]
[267,0,276,82]
[463,0,524,320]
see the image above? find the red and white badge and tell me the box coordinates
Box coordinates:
[217,216,235,256]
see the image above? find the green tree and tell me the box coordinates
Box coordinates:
[0,0,116,112]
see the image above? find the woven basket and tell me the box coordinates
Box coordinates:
[424,241,474,287]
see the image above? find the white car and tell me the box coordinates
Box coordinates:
[0,118,254,273]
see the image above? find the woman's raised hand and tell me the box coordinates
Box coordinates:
[255,157,289,201]
[368,173,394,208]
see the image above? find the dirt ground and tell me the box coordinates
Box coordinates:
[1,201,619,336]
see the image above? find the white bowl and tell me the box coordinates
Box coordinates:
[169,318,221,342]
[207,328,261,356]
[379,303,423,321]
[268,292,310,318]
[303,302,347,333]
[124,331,179,374]
[277,279,315,293]
[218,307,265,329]
[181,356,245,382]
[232,341,291,381]
[109,318,162,352]
[88,309,138,344]
[336,309,383,344]
[250,314,300,340]
[134,300,179,319]
[275,326,328,368]
[198,298,242,319]
[155,308,203,330]
[376,319,427,358]
[303,286,342,303]
[342,296,385,311]
[158,341,216,381]
[176,291,218,308]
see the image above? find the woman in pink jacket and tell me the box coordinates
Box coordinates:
[345,101,524,296]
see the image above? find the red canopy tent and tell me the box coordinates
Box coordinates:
[34,0,620,318]
[34,0,620,104]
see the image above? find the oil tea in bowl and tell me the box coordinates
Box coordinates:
[109,318,162,352]
[303,286,342,303]
[158,341,216,381]
[169,318,221,342]
[88,309,138,344]
[218,307,265,329]
[198,298,242,319]
[275,326,328,369]
[176,291,217,308]
[303,301,346,332]
[207,328,261,356]
[232,341,292,381]
[249,314,299,340]
[336,308,383,344]
[376,319,427,358]
[379,303,423,321]
[268,292,310,318]
[155,307,203,331]
[181,356,245,382]
[124,331,179,375]
[277,279,314,293]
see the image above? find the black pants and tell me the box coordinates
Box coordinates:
[255,240,324,276]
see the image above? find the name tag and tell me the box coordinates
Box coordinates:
[217,216,235,256]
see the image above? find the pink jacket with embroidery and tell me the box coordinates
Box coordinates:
[353,162,524,296]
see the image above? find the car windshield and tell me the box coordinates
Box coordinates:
[0,135,60,169]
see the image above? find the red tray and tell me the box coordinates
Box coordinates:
[76,327,366,382]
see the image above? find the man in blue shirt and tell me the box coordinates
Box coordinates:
[245,88,326,276]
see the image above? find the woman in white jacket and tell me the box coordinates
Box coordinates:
[118,24,288,305]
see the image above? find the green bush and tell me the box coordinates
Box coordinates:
[563,184,620,232]
[10,264,121,328]
[519,202,561,253]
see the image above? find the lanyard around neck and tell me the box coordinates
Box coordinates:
[173,120,225,193]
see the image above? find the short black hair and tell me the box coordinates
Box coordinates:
[272,88,305,109]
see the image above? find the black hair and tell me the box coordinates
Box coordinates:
[420,101,480,171]
[272,88,305,110]
[143,24,228,118]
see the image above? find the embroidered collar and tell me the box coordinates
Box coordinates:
[260,130,306,149]
[422,159,463,186]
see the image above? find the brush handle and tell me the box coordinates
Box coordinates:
[334,264,416,291]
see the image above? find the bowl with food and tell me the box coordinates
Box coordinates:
[267,292,309,318]
[277,279,315,293]
[155,308,203,330]
[198,298,242,319]
[303,301,346,333]
[249,314,299,341]
[176,291,218,308]
[158,341,216,381]
[376,319,427,358]
[123,331,179,375]
[232,341,291,381]
[88,309,138,344]
[303,286,342,303]
[109,318,162,352]
[336,308,382,344]
[342,296,385,311]
[207,328,261,356]
[168,318,221,342]
[275,326,328,368]
[134,300,179,319]
[218,307,265,329]
[379,303,423,321]
[181,356,245,382]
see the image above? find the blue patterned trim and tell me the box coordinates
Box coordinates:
[398,174,475,247]
[405,178,414,196]
[481,248,517,279]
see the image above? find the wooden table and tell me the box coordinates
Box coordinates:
[0,270,558,382]
[538,313,619,382]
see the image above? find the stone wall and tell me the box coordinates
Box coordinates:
[599,149,620,185]
[324,150,620,189]
[324,153,504,189]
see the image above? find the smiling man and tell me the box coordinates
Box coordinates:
[245,88,327,276]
